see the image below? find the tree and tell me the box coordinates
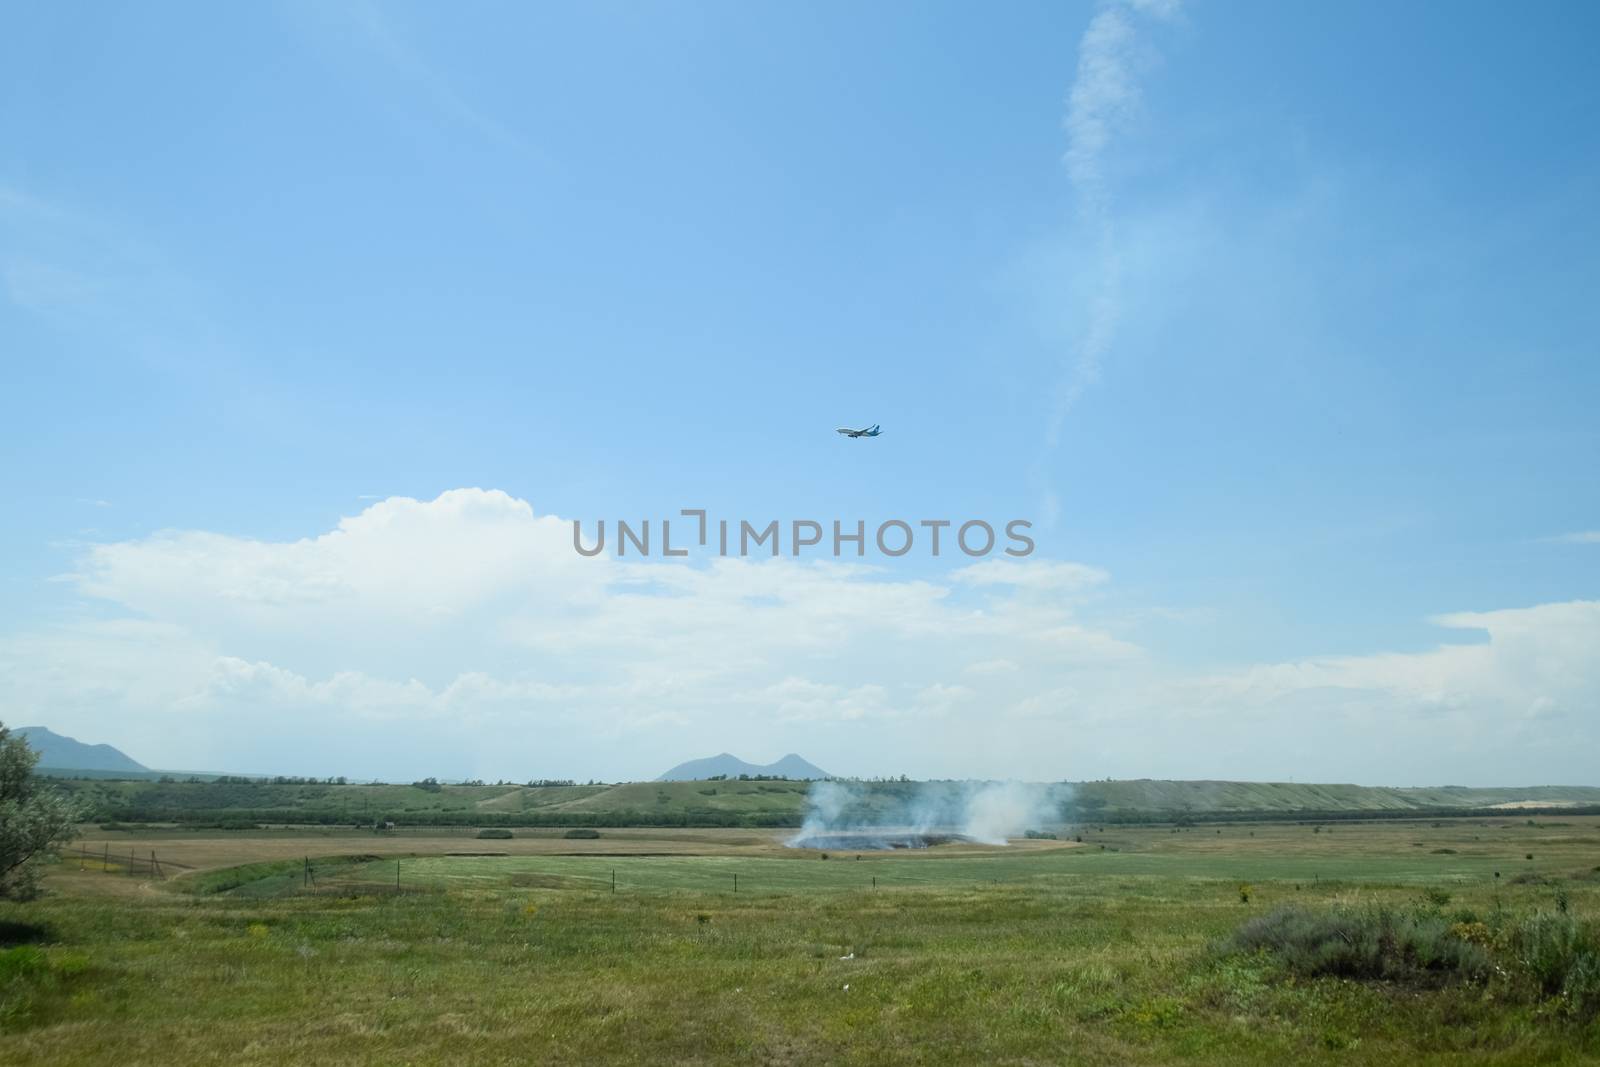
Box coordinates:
[0,722,84,900]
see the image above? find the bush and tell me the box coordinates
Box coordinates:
[475,828,513,840]
[1228,905,1492,985]
[1228,905,1600,1018]
[562,828,600,839]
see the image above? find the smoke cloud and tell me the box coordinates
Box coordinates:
[788,779,1073,849]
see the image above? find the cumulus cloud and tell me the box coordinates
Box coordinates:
[2,488,1595,785]
[8,490,1137,778]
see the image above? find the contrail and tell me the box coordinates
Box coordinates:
[1040,1,1182,518]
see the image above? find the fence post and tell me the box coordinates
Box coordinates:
[103,843,109,872]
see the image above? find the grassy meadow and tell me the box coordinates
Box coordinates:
[2,816,1598,1064]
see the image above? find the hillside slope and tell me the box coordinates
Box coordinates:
[657,753,830,781]
[17,726,146,773]
[41,774,1600,827]
[1073,780,1600,814]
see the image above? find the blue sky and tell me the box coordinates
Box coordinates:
[2,1,1596,783]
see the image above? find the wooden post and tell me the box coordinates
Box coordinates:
[151,851,161,878]
[611,869,615,893]
[395,860,400,890]
[128,846,135,876]
[103,843,109,872]
[733,873,737,893]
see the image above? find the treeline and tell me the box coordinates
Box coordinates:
[1075,804,1600,826]
[92,807,805,829]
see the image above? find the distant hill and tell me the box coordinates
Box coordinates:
[1073,779,1600,815]
[14,726,146,773]
[658,753,831,781]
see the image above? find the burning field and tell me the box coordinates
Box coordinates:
[784,779,1072,850]
[785,831,975,851]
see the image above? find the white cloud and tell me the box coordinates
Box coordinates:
[2,488,1595,785]
[1545,530,1600,544]
[1047,0,1181,443]
[9,490,1135,778]
[954,559,1109,591]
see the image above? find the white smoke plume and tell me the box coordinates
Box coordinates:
[788,780,1073,848]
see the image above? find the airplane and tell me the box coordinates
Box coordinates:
[836,423,882,438]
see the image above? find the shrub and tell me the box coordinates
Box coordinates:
[1229,905,1600,1018]
[475,828,513,840]
[1228,904,1491,985]
[562,828,600,839]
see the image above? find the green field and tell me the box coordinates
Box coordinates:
[3,816,1598,1064]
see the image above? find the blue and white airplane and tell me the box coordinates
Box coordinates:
[836,423,882,438]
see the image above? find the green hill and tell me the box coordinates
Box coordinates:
[38,773,1600,829]
[1072,780,1600,816]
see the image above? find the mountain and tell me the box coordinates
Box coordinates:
[657,752,830,781]
[13,726,147,773]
